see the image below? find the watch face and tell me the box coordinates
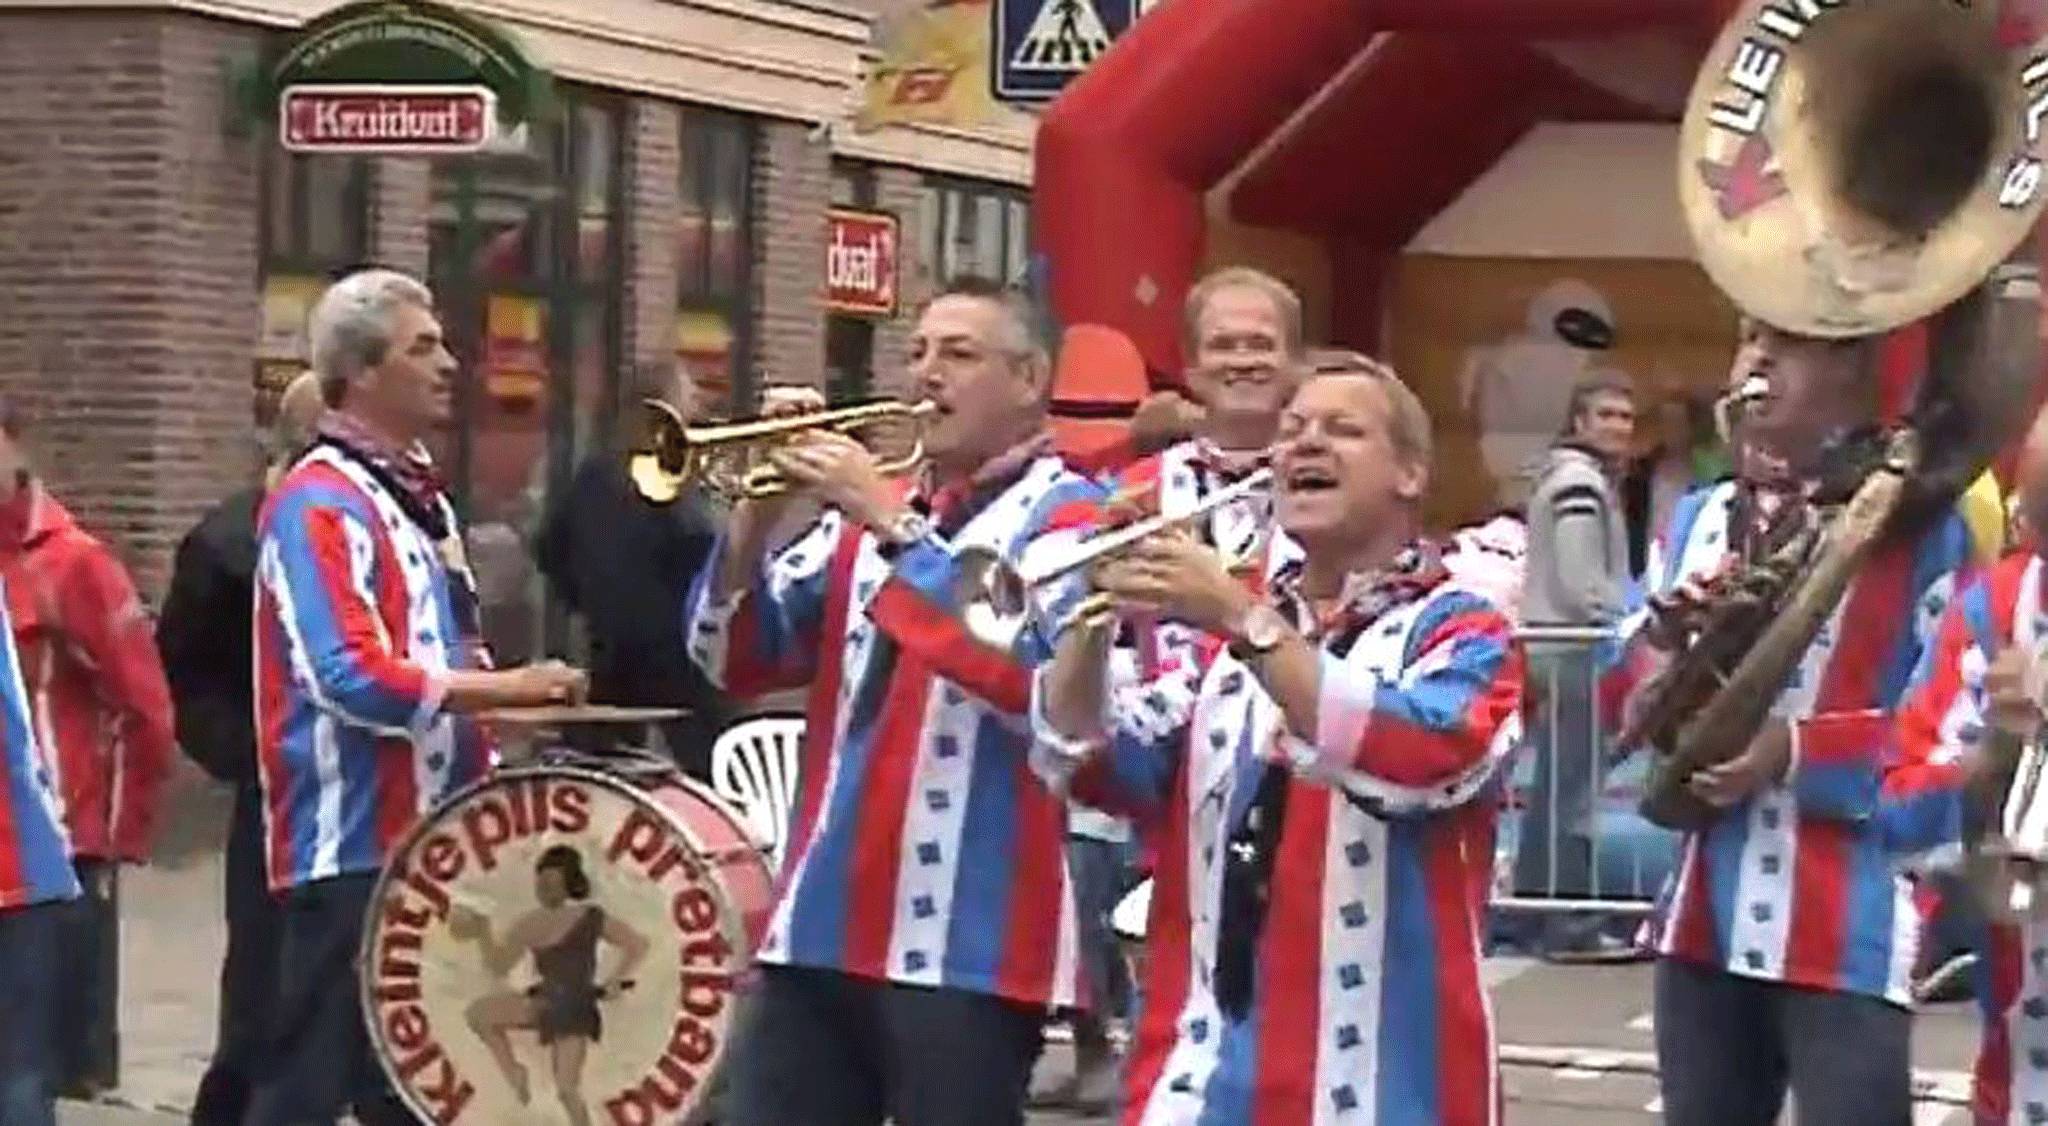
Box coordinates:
[1243,605,1287,649]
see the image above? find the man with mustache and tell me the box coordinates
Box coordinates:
[1623,318,1978,1124]
[686,276,1105,1125]
[1033,355,1524,1122]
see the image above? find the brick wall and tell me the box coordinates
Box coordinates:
[0,12,264,602]
[869,164,935,402]
[626,99,682,400]
[751,120,831,401]
[369,159,432,276]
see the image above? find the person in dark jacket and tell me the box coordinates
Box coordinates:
[536,364,729,775]
[157,372,326,1126]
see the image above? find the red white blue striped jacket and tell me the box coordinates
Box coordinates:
[254,444,495,892]
[1628,480,1974,1005]
[1893,551,2048,1124]
[0,581,80,910]
[1033,574,1523,1124]
[685,455,1105,1008]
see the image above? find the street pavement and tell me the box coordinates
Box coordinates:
[61,776,1984,1125]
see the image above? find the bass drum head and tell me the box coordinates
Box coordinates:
[360,766,753,1126]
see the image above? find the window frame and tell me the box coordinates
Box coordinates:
[677,106,759,415]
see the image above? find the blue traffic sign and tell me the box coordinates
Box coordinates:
[993,0,1138,102]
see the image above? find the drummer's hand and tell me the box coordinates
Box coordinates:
[769,430,902,532]
[511,660,587,706]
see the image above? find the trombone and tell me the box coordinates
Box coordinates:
[954,468,1275,647]
[628,397,939,504]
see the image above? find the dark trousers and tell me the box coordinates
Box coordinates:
[727,965,1045,1126]
[192,782,283,1125]
[1654,958,1911,1126]
[241,874,410,1126]
[0,901,65,1126]
[57,858,120,1098]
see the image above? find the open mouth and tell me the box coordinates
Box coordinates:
[1285,465,1339,494]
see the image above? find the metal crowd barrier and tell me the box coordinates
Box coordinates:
[1492,624,1675,919]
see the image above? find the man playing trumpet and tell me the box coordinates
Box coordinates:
[685,277,1106,1125]
[1034,357,1523,1123]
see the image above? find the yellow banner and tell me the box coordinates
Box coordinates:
[855,0,1001,133]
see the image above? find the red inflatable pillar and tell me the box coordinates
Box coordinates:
[1033,0,1380,385]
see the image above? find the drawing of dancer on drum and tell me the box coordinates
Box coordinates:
[447,845,650,1124]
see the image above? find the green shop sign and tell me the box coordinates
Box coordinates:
[232,0,553,153]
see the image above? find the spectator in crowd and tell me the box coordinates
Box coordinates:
[0,396,176,1098]
[1622,392,1727,576]
[0,592,77,1126]
[535,361,730,773]
[156,371,326,1125]
[1514,371,1637,959]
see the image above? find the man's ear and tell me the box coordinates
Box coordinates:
[1019,351,1052,406]
[1393,458,1428,503]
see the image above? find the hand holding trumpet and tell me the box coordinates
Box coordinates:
[1088,528,1257,636]
[737,386,904,532]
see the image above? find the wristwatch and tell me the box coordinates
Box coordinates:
[874,508,931,554]
[1227,604,1290,664]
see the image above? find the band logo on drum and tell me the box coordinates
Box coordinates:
[363,769,753,1125]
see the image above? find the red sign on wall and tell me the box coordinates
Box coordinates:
[281,84,494,154]
[826,208,900,317]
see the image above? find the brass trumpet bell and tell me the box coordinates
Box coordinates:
[953,468,1274,648]
[628,397,939,504]
[1678,0,2048,337]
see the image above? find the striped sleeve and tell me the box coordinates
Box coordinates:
[684,512,843,699]
[1028,649,1190,821]
[868,474,1107,715]
[1873,568,2001,858]
[1277,591,1524,815]
[257,487,442,735]
[1785,528,1977,840]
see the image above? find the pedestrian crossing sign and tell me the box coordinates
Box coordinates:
[993,0,1139,102]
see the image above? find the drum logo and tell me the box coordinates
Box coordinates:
[363,769,748,1125]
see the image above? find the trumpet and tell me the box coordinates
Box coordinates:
[954,468,1274,648]
[628,397,939,503]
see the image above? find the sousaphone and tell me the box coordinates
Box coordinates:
[1631,0,2047,830]
[1678,0,2048,338]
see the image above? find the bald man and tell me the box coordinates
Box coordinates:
[158,372,325,1125]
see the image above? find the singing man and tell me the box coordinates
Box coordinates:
[1034,356,1524,1123]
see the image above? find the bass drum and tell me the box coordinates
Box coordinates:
[360,759,772,1126]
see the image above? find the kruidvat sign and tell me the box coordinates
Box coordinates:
[282,85,494,153]
[825,208,900,317]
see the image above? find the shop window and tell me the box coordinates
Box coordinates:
[255,151,368,435]
[427,89,623,664]
[678,107,755,413]
[920,177,1030,287]
[827,160,879,403]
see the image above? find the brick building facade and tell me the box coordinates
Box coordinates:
[0,0,1036,666]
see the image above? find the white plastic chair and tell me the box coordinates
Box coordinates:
[710,715,805,868]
